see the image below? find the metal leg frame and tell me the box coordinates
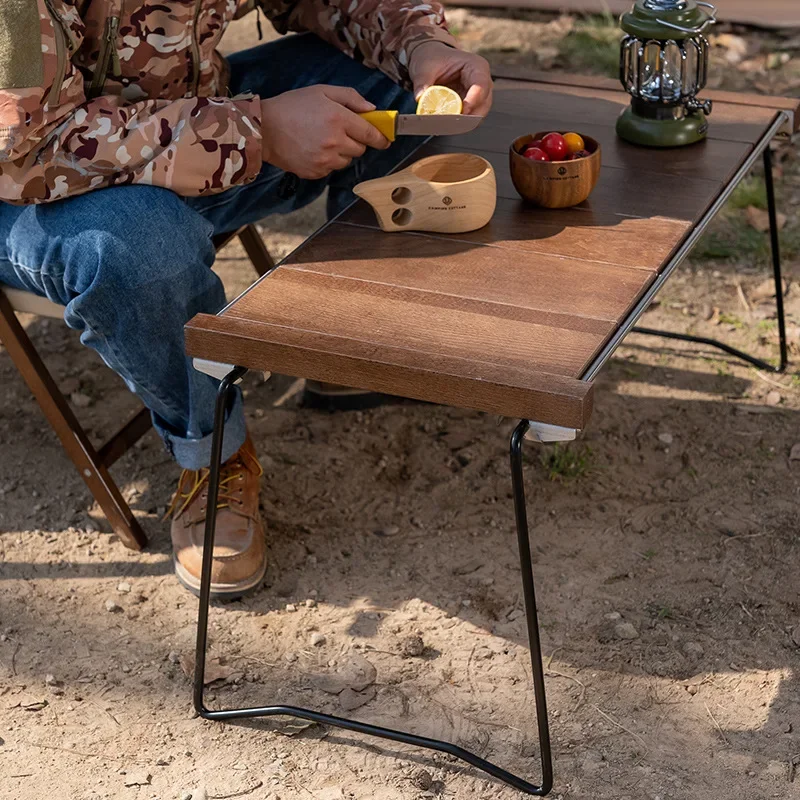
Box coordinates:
[632,148,788,374]
[193,370,553,795]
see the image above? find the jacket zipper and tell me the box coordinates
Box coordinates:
[190,0,203,95]
[88,16,120,100]
[43,0,71,106]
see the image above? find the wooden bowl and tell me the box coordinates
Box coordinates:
[509,133,601,209]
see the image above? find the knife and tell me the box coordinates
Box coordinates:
[358,110,483,142]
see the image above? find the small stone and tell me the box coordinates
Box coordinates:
[45,674,59,686]
[285,604,297,613]
[123,770,151,787]
[105,599,122,613]
[400,635,425,657]
[181,793,193,800]
[117,582,132,593]
[70,391,92,409]
[604,612,622,621]
[790,444,800,461]
[284,652,298,663]
[305,598,317,608]
[155,757,169,766]
[310,633,326,647]
[791,624,800,648]
[766,391,782,406]
[374,525,400,537]
[410,768,433,790]
[686,684,699,696]
[614,622,639,640]
[683,641,704,657]
[168,651,181,664]
[658,433,674,445]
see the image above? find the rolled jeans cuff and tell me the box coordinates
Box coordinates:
[157,389,247,470]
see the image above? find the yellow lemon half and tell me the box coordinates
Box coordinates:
[416,85,463,115]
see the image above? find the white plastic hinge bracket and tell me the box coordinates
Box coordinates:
[192,358,270,383]
[524,421,578,444]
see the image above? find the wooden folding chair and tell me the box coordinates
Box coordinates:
[0,225,274,551]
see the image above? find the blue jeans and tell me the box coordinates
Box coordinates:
[0,35,419,469]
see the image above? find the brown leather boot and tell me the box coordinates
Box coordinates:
[303,380,388,411]
[168,436,266,599]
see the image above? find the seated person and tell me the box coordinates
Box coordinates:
[0,0,492,597]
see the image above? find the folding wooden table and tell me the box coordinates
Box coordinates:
[185,75,798,795]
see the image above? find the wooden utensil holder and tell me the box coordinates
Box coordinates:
[353,153,496,234]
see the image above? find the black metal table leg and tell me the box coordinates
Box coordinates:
[763,146,789,373]
[193,371,553,795]
[632,146,788,374]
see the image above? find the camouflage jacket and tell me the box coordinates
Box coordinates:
[0,0,455,204]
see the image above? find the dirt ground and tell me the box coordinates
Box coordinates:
[3,9,800,800]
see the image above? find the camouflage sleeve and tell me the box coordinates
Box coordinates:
[261,0,457,89]
[0,0,262,205]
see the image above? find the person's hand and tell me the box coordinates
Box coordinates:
[260,85,390,179]
[408,41,493,117]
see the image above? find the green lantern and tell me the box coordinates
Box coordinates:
[617,0,716,147]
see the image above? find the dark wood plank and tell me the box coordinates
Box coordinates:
[285,223,655,323]
[443,109,754,185]
[185,313,595,428]
[340,198,689,270]
[420,141,724,223]
[489,70,800,133]
[227,268,615,377]
[490,79,781,143]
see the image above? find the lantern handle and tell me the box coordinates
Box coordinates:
[656,1,716,35]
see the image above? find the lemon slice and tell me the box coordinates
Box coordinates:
[416,85,463,115]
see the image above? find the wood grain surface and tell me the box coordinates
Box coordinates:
[186,78,789,428]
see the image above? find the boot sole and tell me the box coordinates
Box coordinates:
[174,555,268,600]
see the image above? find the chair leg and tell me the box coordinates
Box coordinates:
[0,292,148,550]
[238,225,275,277]
[192,368,554,795]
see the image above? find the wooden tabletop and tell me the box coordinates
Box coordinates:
[186,77,797,430]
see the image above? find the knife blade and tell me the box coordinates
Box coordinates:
[358,110,483,142]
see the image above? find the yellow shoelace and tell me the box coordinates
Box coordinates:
[165,447,263,520]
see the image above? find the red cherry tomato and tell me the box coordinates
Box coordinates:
[521,140,544,156]
[542,132,568,162]
[522,147,550,162]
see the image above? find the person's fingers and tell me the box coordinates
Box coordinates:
[344,112,391,150]
[323,85,375,113]
[338,136,368,160]
[462,68,493,116]
[331,154,353,172]
[413,79,433,100]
